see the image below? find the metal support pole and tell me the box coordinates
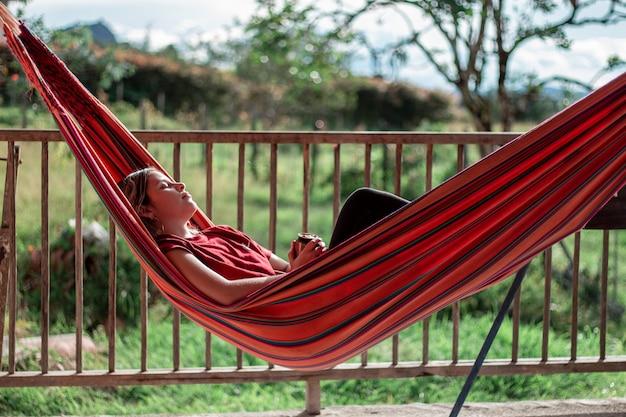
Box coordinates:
[449,263,530,417]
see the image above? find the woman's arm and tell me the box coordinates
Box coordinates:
[166,237,326,305]
[269,253,290,272]
[166,249,286,305]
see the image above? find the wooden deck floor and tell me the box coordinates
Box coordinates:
[86,398,626,417]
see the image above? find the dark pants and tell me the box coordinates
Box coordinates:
[328,188,410,248]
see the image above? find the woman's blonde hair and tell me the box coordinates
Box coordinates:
[118,167,163,236]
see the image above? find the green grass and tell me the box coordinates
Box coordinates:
[2,310,626,415]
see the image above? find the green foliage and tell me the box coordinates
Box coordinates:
[16,220,154,331]
[48,26,135,92]
[237,0,353,87]
[201,0,358,128]
[354,81,453,131]
[115,49,232,118]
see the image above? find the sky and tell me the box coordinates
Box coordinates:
[10,0,626,92]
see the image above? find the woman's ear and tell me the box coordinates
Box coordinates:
[137,205,155,219]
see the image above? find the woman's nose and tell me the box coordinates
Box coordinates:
[175,182,185,190]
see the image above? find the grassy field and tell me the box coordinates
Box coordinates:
[2,310,626,416]
[1,104,625,415]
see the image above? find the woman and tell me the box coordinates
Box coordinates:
[119,167,409,304]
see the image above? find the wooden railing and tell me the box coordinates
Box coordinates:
[0,129,624,415]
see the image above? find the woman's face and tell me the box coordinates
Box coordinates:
[143,171,198,225]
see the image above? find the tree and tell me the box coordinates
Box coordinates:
[199,0,355,128]
[48,26,135,96]
[335,0,626,133]
[354,78,452,130]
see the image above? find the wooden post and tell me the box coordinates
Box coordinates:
[305,378,321,415]
[0,143,20,369]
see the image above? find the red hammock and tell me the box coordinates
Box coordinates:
[1,5,624,371]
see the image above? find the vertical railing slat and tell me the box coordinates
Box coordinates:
[40,141,50,374]
[74,163,84,373]
[570,232,581,361]
[422,143,434,364]
[205,142,213,370]
[269,143,278,252]
[205,332,212,371]
[360,143,372,365]
[205,142,214,219]
[392,143,403,365]
[236,143,246,367]
[361,349,368,366]
[451,144,464,364]
[394,144,402,195]
[140,268,149,372]
[7,223,16,373]
[600,230,609,360]
[108,219,117,372]
[302,143,311,232]
[333,144,341,223]
[364,144,372,187]
[542,248,552,362]
[425,143,433,189]
[237,143,246,231]
[452,304,460,363]
[512,284,521,362]
[172,143,181,371]
[266,142,279,371]
[140,141,150,372]
[5,143,18,375]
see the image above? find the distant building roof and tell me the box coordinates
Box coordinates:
[65,21,117,46]
[87,21,117,46]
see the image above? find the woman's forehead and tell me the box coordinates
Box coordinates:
[148,171,169,183]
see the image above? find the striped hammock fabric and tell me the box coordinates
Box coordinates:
[2,6,624,371]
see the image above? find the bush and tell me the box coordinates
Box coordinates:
[17,219,158,332]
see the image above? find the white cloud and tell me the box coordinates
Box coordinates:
[512,37,624,88]
[111,24,180,50]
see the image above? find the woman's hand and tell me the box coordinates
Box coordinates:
[287,237,326,270]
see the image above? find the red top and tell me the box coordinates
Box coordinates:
[157,225,276,279]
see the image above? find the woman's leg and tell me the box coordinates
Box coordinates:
[328,187,410,248]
